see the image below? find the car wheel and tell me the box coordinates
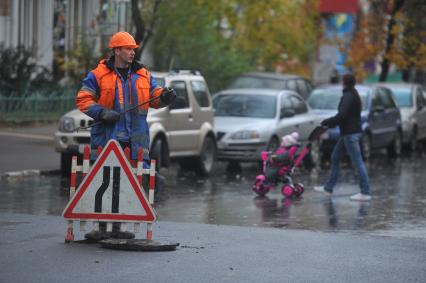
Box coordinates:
[194,135,217,177]
[150,138,167,171]
[60,152,72,178]
[387,131,402,158]
[304,140,320,168]
[409,129,417,152]
[360,133,371,161]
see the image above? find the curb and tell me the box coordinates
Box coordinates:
[1,169,60,180]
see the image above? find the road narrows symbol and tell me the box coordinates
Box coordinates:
[112,166,120,213]
[94,166,121,213]
[95,166,110,212]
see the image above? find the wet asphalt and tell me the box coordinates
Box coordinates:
[1,127,426,282]
[1,150,426,238]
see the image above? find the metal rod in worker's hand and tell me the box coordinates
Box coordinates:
[76,95,162,132]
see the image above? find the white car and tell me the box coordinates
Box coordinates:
[227,72,314,99]
[378,83,426,151]
[213,88,320,167]
[54,70,216,177]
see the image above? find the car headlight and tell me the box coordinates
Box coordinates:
[59,117,75,132]
[230,130,260,140]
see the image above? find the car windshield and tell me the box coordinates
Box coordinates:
[308,89,368,110]
[213,94,277,118]
[391,88,412,107]
[228,76,285,90]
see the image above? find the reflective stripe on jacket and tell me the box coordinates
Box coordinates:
[76,57,163,160]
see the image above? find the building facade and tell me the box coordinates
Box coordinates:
[0,0,54,68]
[0,0,134,71]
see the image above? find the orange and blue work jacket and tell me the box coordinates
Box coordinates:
[76,57,163,161]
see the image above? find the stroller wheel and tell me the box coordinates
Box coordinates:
[281,184,294,198]
[252,179,270,196]
[294,183,305,197]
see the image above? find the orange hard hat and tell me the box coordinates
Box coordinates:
[108,31,139,49]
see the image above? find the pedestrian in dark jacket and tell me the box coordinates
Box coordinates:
[314,73,371,201]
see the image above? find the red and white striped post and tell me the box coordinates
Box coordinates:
[82,146,90,179]
[70,156,78,197]
[137,148,144,185]
[97,146,103,157]
[135,148,144,234]
[65,156,78,243]
[124,147,131,162]
[146,159,156,240]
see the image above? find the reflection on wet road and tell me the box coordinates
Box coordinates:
[1,152,426,237]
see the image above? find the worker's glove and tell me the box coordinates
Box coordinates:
[160,87,176,105]
[99,108,120,124]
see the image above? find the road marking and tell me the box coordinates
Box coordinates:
[0,131,54,141]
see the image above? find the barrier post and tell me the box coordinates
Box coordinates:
[65,156,78,243]
[137,148,143,185]
[97,146,103,157]
[124,147,131,162]
[146,159,156,240]
[82,146,90,179]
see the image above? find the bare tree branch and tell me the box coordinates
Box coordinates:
[379,0,405,82]
[131,0,162,59]
[140,0,162,52]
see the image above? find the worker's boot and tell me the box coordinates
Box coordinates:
[111,222,135,239]
[84,222,111,242]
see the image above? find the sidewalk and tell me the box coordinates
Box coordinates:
[1,212,425,283]
[0,122,60,175]
[0,121,58,137]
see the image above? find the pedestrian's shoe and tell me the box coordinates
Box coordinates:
[350,193,371,201]
[313,186,331,196]
[84,230,111,242]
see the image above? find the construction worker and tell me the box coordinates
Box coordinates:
[76,31,176,241]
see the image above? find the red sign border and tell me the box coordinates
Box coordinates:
[63,140,156,222]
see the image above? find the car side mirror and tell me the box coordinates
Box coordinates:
[169,97,186,110]
[373,105,385,113]
[280,109,295,118]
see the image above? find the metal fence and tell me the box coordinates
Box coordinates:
[0,89,77,123]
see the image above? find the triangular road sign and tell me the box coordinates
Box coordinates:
[63,140,156,222]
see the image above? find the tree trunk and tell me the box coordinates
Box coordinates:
[131,0,162,61]
[378,0,405,82]
[131,0,146,60]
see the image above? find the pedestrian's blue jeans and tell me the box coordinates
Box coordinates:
[324,133,371,195]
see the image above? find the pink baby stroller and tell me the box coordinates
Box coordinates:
[252,126,326,198]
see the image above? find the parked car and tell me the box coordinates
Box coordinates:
[307,84,402,160]
[375,83,426,151]
[54,70,217,177]
[227,72,314,99]
[213,88,320,167]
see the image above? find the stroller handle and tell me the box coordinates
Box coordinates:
[308,126,328,143]
[293,126,327,168]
